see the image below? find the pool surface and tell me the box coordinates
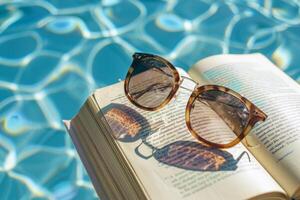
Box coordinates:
[0,0,300,199]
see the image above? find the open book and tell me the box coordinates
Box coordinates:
[64,54,300,200]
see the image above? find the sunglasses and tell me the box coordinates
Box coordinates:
[124,53,267,148]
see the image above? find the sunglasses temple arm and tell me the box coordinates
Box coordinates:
[179,85,194,92]
[180,75,198,84]
[178,75,198,92]
[153,67,197,87]
[153,67,173,78]
[148,69,196,93]
[131,83,173,100]
[140,69,196,93]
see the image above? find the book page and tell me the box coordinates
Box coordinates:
[92,70,286,200]
[63,120,112,200]
[189,54,300,198]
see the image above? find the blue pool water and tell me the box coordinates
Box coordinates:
[0,0,300,199]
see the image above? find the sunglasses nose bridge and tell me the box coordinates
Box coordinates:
[178,75,198,93]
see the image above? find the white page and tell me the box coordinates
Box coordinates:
[93,72,286,200]
[190,53,300,197]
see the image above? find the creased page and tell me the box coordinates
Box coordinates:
[93,71,285,200]
[189,53,300,198]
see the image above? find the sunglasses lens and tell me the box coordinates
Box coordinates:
[127,56,176,109]
[189,90,250,145]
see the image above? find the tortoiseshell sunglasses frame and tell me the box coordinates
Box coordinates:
[124,53,267,148]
